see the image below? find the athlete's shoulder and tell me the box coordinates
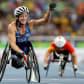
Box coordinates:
[8,21,16,27]
[65,40,71,46]
[8,21,16,32]
[65,40,74,49]
[65,40,75,54]
[50,42,56,47]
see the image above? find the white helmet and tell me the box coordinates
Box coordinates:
[14,6,29,17]
[54,36,66,49]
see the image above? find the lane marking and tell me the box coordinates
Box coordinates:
[3,78,25,82]
[41,78,84,81]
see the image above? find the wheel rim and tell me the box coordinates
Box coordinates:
[26,68,31,83]
[32,56,40,82]
[0,59,7,81]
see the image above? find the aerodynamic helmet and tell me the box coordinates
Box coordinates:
[14,6,29,17]
[54,36,66,49]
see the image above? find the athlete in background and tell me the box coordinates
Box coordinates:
[44,36,77,76]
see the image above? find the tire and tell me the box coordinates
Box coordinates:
[0,42,9,82]
[32,48,40,82]
[25,43,40,83]
[59,61,63,77]
[0,58,7,82]
[59,60,65,77]
[25,54,32,83]
[46,58,51,77]
[72,62,77,78]
[26,68,32,83]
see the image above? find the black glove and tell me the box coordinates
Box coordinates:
[16,52,24,58]
[16,52,27,61]
[49,3,56,11]
[44,64,48,70]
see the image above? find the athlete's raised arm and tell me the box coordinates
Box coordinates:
[29,3,56,26]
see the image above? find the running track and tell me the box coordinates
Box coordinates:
[0,48,84,84]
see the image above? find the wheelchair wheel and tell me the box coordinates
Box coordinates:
[25,55,32,83]
[26,68,32,83]
[72,62,77,78]
[46,58,51,77]
[31,48,40,82]
[25,42,40,83]
[26,47,40,83]
[0,42,9,82]
[58,60,65,77]
[59,61,63,77]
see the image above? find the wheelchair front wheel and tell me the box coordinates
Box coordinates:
[32,52,40,83]
[72,62,77,78]
[58,61,65,77]
[26,68,32,83]
[46,59,51,77]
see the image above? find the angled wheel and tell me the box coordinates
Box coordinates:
[58,61,64,77]
[25,42,40,83]
[25,55,32,83]
[26,68,32,83]
[0,42,9,82]
[46,58,51,77]
[72,62,77,78]
[31,47,40,82]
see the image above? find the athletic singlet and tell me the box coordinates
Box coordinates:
[16,24,31,52]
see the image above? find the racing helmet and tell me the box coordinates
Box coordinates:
[14,6,29,17]
[54,36,66,49]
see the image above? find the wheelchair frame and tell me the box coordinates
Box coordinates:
[0,42,40,83]
[46,52,77,77]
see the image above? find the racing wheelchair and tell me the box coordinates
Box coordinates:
[46,51,77,77]
[0,41,40,83]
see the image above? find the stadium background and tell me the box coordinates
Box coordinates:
[0,0,84,62]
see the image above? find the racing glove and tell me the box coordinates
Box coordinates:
[49,3,56,11]
[16,52,28,68]
[17,52,27,61]
[73,64,78,71]
[44,64,48,70]
[22,53,28,68]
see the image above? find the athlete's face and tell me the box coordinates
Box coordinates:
[19,12,28,25]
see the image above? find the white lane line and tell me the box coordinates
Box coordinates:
[41,78,84,81]
[48,83,62,84]
[3,78,25,82]
[4,78,84,81]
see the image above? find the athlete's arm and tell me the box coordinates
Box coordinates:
[66,41,77,65]
[8,24,23,53]
[44,42,55,65]
[44,50,51,65]
[72,52,77,65]
[29,9,51,26]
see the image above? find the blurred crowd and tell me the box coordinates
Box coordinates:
[0,0,84,37]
